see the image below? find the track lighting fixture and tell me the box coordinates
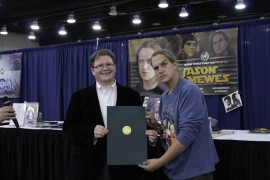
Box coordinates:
[132,15,141,24]
[235,0,246,10]
[92,21,101,30]
[0,25,8,35]
[212,22,219,26]
[179,7,189,17]
[28,32,36,39]
[58,26,67,35]
[67,14,76,23]
[30,20,40,30]
[158,0,168,8]
[108,5,117,16]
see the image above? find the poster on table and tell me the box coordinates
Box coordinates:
[0,52,22,98]
[128,28,238,96]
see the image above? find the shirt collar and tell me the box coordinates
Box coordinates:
[96,80,116,89]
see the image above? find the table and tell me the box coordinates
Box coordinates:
[0,126,71,180]
[213,130,270,180]
[1,127,270,180]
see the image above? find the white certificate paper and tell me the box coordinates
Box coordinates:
[10,103,26,126]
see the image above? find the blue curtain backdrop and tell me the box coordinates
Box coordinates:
[1,18,270,130]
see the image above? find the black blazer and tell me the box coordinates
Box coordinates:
[63,82,144,180]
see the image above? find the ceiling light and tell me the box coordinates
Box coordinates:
[0,25,8,35]
[109,5,117,16]
[67,14,76,23]
[158,0,168,8]
[132,15,141,24]
[28,32,36,39]
[235,0,246,10]
[217,15,227,19]
[152,22,161,26]
[58,26,67,35]
[30,20,40,30]
[92,21,101,30]
[179,7,189,17]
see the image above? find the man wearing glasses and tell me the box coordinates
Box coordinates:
[63,49,158,180]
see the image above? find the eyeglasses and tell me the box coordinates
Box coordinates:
[92,63,115,70]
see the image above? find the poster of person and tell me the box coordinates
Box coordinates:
[128,38,171,96]
[222,91,242,113]
[128,28,238,95]
[0,52,22,98]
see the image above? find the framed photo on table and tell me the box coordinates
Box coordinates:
[24,102,39,126]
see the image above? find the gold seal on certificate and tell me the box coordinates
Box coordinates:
[122,126,132,135]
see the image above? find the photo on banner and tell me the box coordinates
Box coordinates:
[222,91,242,113]
[128,28,239,95]
[0,52,22,98]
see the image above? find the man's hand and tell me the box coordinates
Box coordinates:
[146,129,159,143]
[146,111,158,129]
[138,158,163,172]
[94,125,109,138]
[0,106,16,123]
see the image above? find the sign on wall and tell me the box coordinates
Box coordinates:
[128,28,238,95]
[0,52,22,98]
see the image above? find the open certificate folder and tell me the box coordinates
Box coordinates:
[107,106,147,165]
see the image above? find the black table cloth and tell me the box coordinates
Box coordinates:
[0,128,71,180]
[1,127,270,180]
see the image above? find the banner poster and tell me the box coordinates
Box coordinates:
[0,52,22,98]
[128,28,238,95]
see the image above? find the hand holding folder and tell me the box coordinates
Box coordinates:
[107,106,147,165]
